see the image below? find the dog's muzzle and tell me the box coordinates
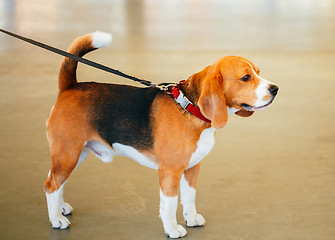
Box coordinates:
[241,84,279,111]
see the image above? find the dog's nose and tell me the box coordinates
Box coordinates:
[269,85,279,96]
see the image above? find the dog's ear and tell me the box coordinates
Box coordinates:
[196,67,228,129]
[235,110,254,117]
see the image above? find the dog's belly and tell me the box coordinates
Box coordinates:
[86,141,116,163]
[187,127,216,169]
[86,140,158,169]
[112,143,158,169]
[85,127,215,170]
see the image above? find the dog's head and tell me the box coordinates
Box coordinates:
[188,56,279,129]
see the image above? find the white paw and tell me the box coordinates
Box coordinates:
[186,213,205,227]
[167,225,187,239]
[61,202,73,215]
[50,215,70,229]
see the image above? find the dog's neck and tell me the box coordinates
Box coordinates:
[178,80,201,108]
[178,79,240,117]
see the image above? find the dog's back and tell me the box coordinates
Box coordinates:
[73,82,163,149]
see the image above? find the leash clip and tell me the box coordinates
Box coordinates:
[156,83,176,92]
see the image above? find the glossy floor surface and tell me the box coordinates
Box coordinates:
[1,0,335,239]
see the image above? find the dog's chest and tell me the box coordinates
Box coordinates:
[187,127,216,169]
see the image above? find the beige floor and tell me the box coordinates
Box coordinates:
[1,0,335,239]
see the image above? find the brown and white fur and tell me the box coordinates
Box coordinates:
[44,31,278,238]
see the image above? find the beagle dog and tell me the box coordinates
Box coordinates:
[44,31,278,238]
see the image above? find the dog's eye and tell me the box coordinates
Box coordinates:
[240,75,252,82]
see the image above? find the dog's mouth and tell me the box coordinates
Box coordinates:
[241,99,274,111]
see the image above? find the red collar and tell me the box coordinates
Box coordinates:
[170,83,211,123]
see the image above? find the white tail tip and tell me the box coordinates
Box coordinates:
[91,31,112,49]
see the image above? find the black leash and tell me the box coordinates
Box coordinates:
[0,29,157,88]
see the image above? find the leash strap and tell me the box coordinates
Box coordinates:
[0,28,155,87]
[0,29,211,123]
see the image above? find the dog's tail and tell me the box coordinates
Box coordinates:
[58,31,112,93]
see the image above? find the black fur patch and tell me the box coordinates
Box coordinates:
[74,83,163,150]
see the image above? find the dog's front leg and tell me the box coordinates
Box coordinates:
[159,168,187,238]
[180,164,205,227]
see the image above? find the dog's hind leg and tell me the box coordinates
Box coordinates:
[44,136,87,229]
[44,179,70,229]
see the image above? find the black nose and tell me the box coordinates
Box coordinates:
[269,85,279,96]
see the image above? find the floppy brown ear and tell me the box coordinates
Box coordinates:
[235,110,254,117]
[197,69,228,129]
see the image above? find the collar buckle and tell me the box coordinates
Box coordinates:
[176,92,190,110]
[169,82,211,123]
